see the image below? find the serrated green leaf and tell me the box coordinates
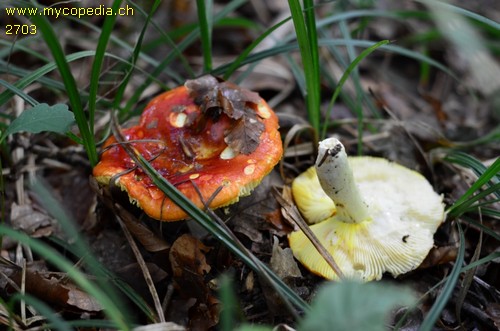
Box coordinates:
[299,281,415,331]
[2,103,75,141]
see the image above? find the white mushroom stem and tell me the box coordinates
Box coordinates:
[315,138,371,224]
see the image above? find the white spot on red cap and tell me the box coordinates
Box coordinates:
[244,164,255,175]
[220,146,237,160]
[169,112,187,128]
[257,103,271,119]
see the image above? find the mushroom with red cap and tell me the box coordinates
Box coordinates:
[93,76,283,221]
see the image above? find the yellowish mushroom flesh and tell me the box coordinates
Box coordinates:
[289,138,445,281]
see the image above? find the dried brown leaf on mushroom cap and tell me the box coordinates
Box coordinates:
[93,76,283,221]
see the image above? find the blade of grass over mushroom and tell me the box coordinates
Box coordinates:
[87,0,123,137]
[321,40,390,140]
[419,221,465,331]
[0,226,131,330]
[30,12,98,166]
[196,0,214,72]
[109,115,309,314]
[288,0,321,134]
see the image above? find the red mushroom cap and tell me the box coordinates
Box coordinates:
[93,78,283,221]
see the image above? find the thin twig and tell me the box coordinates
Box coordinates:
[115,210,165,323]
[274,187,345,280]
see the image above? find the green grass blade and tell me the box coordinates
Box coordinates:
[222,17,292,80]
[219,274,241,331]
[288,0,320,133]
[446,156,500,218]
[0,79,38,107]
[445,152,499,186]
[87,0,123,138]
[448,183,500,218]
[112,0,162,115]
[419,221,465,331]
[10,293,71,330]
[0,226,131,330]
[27,178,134,326]
[460,251,500,273]
[337,18,365,153]
[0,50,96,107]
[0,37,49,62]
[303,0,321,130]
[462,216,500,241]
[197,0,214,72]
[415,0,500,31]
[321,40,390,139]
[47,235,157,322]
[213,39,457,83]
[29,11,98,166]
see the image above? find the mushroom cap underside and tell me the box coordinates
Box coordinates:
[289,156,445,281]
[93,85,283,221]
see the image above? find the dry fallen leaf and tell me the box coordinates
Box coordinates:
[270,237,302,281]
[224,114,264,155]
[168,234,219,330]
[169,234,212,301]
[10,203,53,237]
[486,303,500,329]
[185,75,265,155]
[418,245,458,269]
[7,267,102,313]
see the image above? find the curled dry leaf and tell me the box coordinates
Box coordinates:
[7,268,101,313]
[486,303,500,329]
[168,234,219,330]
[185,75,264,155]
[10,203,53,237]
[270,237,302,280]
[169,234,211,296]
[418,245,458,269]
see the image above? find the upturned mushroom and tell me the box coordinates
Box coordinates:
[93,75,283,221]
[289,138,445,281]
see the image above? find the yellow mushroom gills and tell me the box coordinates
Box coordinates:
[289,138,446,281]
